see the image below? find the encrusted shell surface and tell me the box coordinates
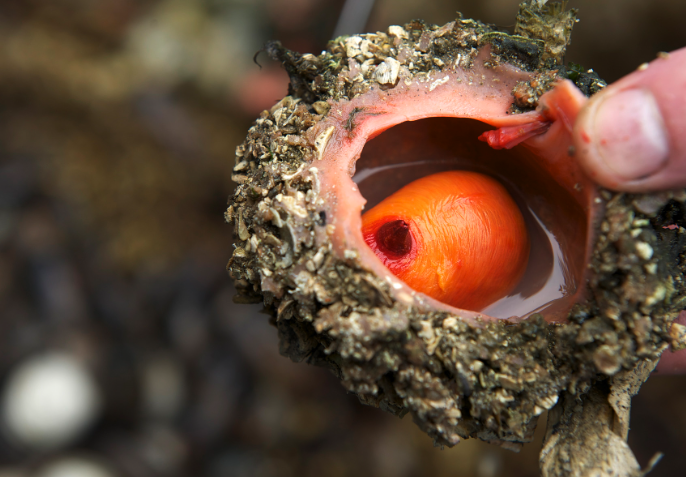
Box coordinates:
[227,7,686,448]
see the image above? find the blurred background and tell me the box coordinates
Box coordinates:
[0,1,684,476]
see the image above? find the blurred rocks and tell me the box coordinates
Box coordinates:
[34,457,116,477]
[140,353,185,421]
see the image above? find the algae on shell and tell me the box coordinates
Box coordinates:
[227,0,686,471]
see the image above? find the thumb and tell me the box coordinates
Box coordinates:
[573,47,686,192]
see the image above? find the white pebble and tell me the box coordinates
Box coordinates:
[2,353,101,449]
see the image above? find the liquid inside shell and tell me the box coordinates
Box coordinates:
[314,70,593,323]
[228,6,685,449]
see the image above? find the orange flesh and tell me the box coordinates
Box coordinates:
[361,171,530,311]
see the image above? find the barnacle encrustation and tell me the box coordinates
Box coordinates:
[227,0,686,467]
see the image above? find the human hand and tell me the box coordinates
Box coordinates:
[573,47,686,193]
[572,48,686,374]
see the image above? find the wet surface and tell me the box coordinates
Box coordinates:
[353,118,582,319]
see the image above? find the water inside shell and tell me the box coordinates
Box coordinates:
[353,117,589,320]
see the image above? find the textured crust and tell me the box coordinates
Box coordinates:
[226,8,686,449]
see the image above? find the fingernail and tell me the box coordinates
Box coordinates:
[593,88,669,180]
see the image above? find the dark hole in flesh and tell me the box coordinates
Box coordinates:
[352,117,587,320]
[376,219,412,258]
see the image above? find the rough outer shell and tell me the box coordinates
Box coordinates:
[227,10,686,448]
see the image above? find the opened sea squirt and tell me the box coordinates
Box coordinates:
[362,171,529,310]
[228,1,686,457]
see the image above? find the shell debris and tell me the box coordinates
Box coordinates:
[668,322,686,351]
[374,57,400,85]
[314,126,335,160]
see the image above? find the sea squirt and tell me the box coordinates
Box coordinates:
[228,1,686,453]
[361,171,529,310]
